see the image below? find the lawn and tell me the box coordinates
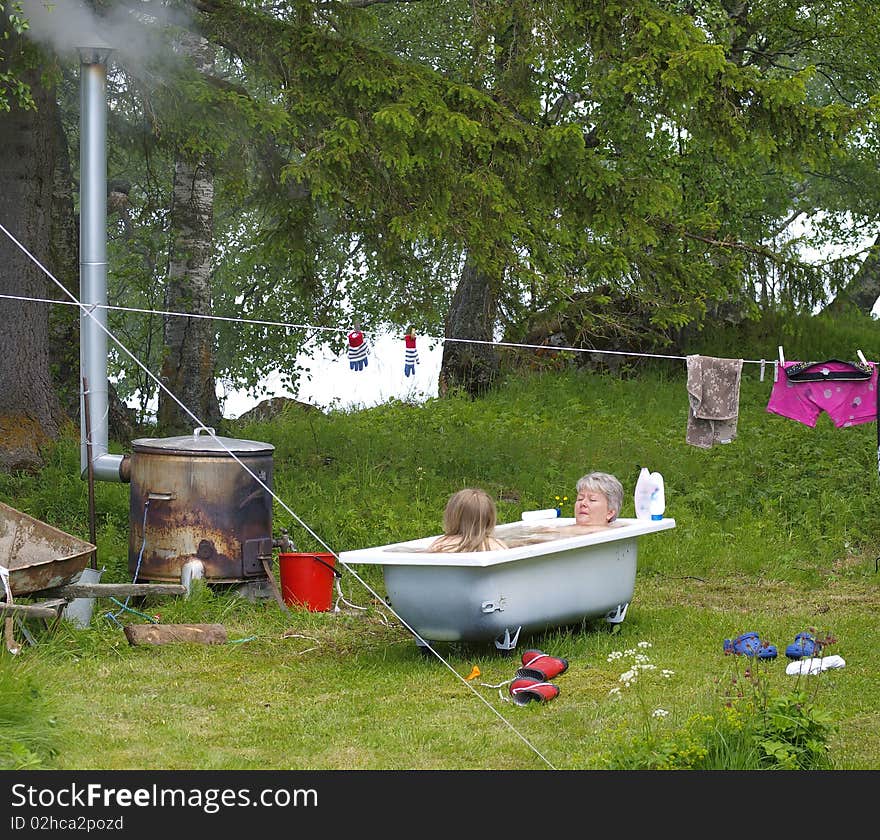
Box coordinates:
[2,361,880,771]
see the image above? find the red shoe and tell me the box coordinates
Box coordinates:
[517,649,569,680]
[509,676,560,706]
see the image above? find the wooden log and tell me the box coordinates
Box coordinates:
[260,557,290,614]
[43,583,187,599]
[5,617,21,655]
[123,623,227,646]
[0,601,65,620]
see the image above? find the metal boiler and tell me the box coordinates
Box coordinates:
[127,428,275,583]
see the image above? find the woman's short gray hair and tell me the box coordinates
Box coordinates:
[575,472,624,521]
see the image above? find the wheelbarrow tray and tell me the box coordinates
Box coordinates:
[0,501,96,596]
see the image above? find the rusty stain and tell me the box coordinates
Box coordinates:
[0,502,96,596]
[128,447,274,582]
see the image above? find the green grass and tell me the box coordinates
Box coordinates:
[2,356,880,769]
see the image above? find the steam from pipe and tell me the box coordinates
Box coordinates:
[18,1,187,66]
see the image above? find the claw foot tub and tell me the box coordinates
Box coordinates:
[338,516,675,651]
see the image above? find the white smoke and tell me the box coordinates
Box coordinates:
[18,0,190,68]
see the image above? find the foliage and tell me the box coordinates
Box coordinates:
[594,636,836,770]
[753,690,835,769]
[18,0,878,416]
[715,643,837,770]
[0,1,37,112]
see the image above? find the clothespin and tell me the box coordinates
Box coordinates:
[778,345,785,366]
[857,349,868,365]
[759,359,766,382]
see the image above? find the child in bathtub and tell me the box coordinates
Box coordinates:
[504,472,625,547]
[427,488,508,552]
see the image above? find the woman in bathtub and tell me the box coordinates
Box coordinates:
[428,488,508,552]
[505,472,624,547]
[565,471,624,531]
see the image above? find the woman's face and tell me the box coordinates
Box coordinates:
[574,487,615,525]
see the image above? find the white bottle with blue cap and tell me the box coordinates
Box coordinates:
[634,466,653,520]
[648,471,665,520]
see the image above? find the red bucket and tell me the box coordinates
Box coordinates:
[278,552,338,612]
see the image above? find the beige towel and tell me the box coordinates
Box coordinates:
[686,355,743,448]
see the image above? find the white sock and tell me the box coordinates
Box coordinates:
[785,654,846,676]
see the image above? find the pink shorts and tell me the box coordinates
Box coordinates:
[766,361,877,428]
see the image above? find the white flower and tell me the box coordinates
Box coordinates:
[637,641,652,648]
[652,708,669,718]
[608,686,621,696]
[661,669,675,678]
[607,651,623,661]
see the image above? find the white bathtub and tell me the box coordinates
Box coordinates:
[338,516,676,650]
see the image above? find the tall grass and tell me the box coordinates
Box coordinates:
[0,662,65,769]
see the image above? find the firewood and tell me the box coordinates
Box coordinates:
[123,623,227,646]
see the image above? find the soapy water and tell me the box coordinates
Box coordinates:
[499,519,627,548]
[382,518,630,553]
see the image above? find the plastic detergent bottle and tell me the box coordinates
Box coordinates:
[648,471,665,520]
[634,467,653,520]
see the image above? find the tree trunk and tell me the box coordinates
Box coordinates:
[157,36,222,435]
[439,254,500,397]
[48,105,84,425]
[437,5,532,400]
[825,235,880,316]
[0,44,62,472]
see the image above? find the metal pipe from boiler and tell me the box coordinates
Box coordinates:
[79,48,125,483]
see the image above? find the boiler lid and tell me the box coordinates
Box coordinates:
[131,427,274,456]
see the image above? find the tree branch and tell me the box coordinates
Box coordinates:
[330,0,430,7]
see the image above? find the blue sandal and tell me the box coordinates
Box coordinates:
[785,632,816,660]
[724,631,760,656]
[724,632,778,659]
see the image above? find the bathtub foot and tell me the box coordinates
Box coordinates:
[605,603,629,625]
[494,626,522,652]
[414,635,434,657]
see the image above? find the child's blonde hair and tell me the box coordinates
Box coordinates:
[440,488,500,552]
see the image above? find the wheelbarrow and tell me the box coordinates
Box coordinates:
[0,501,97,653]
[1,502,188,653]
[0,501,96,596]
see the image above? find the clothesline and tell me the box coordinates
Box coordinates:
[0,219,873,376]
[0,291,780,368]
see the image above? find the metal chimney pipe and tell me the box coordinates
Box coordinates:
[79,47,125,482]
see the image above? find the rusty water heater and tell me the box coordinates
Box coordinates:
[127,427,275,583]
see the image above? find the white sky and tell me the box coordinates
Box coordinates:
[219,331,445,418]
